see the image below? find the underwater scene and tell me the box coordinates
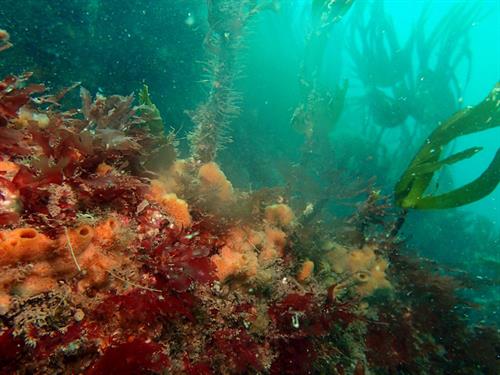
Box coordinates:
[0,0,499,373]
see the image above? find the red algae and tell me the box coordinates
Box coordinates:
[0,329,24,369]
[0,73,44,127]
[94,290,196,327]
[148,228,217,292]
[183,354,213,375]
[210,328,264,373]
[270,337,317,375]
[87,340,169,375]
[34,323,83,360]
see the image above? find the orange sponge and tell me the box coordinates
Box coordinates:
[96,162,115,176]
[297,260,314,283]
[77,243,119,291]
[325,244,392,297]
[158,193,192,228]
[264,204,295,227]
[160,159,188,194]
[211,227,262,281]
[259,226,287,263]
[0,218,132,312]
[147,181,192,228]
[0,160,20,179]
[94,217,120,245]
[210,225,290,282]
[211,246,246,281]
[64,225,94,254]
[356,257,391,296]
[148,179,167,201]
[211,245,258,282]
[15,275,57,298]
[0,292,11,314]
[198,162,234,202]
[0,228,53,266]
[264,226,286,253]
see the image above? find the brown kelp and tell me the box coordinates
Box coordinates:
[292,0,353,147]
[287,1,356,223]
[347,0,413,128]
[410,1,485,125]
[395,83,500,209]
[348,0,482,129]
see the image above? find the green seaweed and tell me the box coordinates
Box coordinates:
[138,84,164,135]
[395,82,500,209]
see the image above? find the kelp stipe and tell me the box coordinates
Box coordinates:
[395,82,500,209]
[293,0,354,148]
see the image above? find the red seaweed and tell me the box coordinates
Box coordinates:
[183,354,213,375]
[270,337,316,375]
[268,293,315,336]
[0,329,24,369]
[0,73,45,127]
[34,323,83,359]
[210,329,264,373]
[94,289,196,328]
[148,230,217,292]
[87,339,169,375]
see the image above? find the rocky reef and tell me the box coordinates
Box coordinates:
[1,0,499,371]
[0,67,498,374]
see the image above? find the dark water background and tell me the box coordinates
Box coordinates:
[1,0,498,321]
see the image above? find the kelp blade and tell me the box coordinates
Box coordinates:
[395,82,500,209]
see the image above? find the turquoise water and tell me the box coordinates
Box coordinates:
[1,0,499,373]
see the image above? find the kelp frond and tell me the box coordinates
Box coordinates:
[138,84,165,135]
[395,82,500,209]
[312,0,355,28]
[291,80,349,139]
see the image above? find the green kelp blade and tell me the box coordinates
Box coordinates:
[138,84,165,135]
[395,82,500,209]
[139,84,154,106]
[395,135,445,208]
[413,149,500,209]
[435,84,500,145]
[410,146,483,176]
